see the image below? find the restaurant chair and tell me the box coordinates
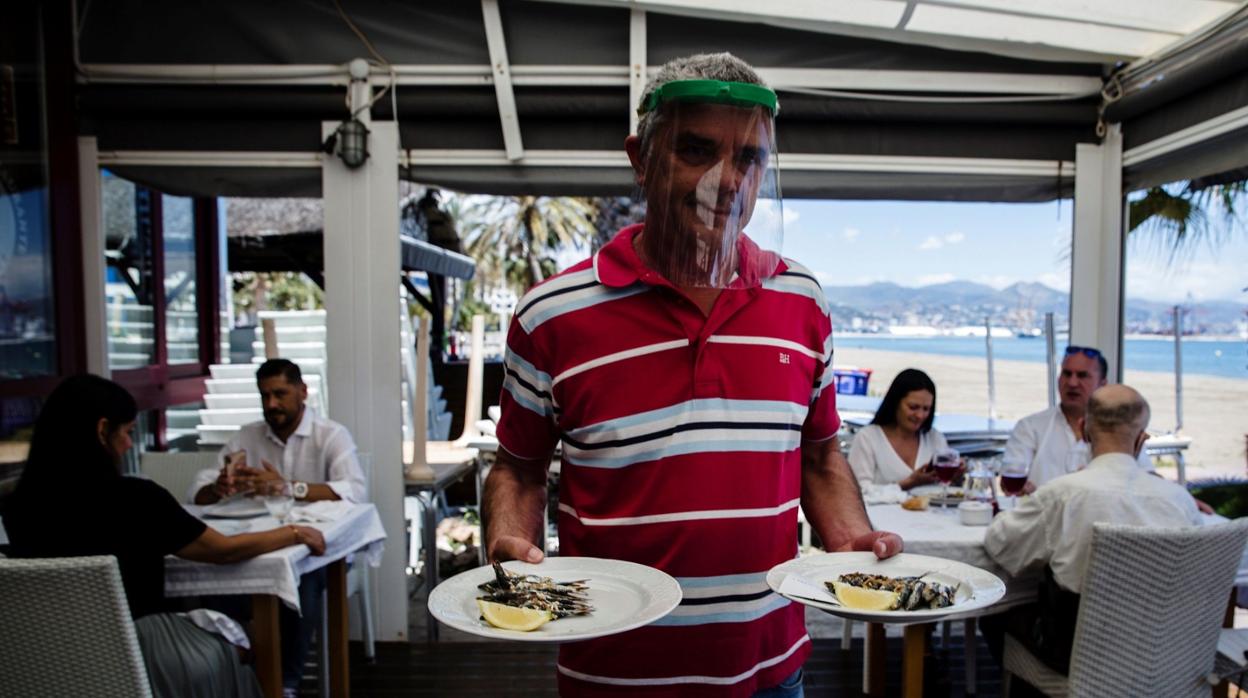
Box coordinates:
[1003,519,1248,697]
[139,450,222,503]
[0,555,153,697]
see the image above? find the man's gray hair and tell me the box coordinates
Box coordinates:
[1087,386,1150,437]
[636,52,768,155]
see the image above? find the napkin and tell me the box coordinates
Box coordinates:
[181,609,251,649]
[860,483,907,505]
[288,500,351,523]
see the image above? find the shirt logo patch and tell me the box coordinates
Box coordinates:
[779,352,791,365]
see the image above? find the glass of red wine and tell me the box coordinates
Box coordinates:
[932,448,961,509]
[999,459,1030,509]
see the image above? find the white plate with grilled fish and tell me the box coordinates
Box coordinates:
[766,552,1005,624]
[427,557,682,642]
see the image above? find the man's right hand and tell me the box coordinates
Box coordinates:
[488,535,544,564]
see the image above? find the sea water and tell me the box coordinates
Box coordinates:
[835,335,1248,380]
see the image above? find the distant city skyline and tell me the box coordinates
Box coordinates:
[778,198,1248,304]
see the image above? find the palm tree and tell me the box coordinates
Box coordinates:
[456,195,600,293]
[1128,179,1246,259]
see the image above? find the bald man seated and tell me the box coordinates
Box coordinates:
[981,385,1204,687]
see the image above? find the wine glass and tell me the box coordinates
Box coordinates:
[998,459,1030,509]
[932,447,961,509]
[262,481,294,524]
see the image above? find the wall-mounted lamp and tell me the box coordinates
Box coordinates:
[322,117,371,169]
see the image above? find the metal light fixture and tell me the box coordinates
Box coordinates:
[335,117,370,169]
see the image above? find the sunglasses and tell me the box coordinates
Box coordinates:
[1065,346,1103,359]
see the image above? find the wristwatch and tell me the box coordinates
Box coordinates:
[292,481,309,500]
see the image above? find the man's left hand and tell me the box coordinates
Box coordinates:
[843,531,904,560]
[1194,496,1214,515]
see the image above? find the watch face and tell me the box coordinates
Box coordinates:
[293,481,309,498]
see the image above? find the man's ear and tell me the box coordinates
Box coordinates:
[1135,430,1149,457]
[96,417,109,446]
[624,135,645,187]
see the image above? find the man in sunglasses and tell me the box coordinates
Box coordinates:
[1003,346,1153,489]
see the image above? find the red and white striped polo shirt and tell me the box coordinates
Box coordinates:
[496,224,839,697]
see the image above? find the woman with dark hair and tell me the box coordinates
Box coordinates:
[2,374,327,698]
[848,368,951,490]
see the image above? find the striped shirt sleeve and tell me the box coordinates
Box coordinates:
[802,301,840,441]
[495,316,560,460]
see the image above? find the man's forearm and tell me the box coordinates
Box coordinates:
[483,450,550,556]
[801,439,873,551]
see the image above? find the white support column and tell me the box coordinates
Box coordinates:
[323,118,408,640]
[1070,125,1125,381]
[629,9,647,135]
[77,136,109,376]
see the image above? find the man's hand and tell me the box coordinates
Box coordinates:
[234,460,284,493]
[841,530,904,560]
[1021,480,1037,495]
[1194,496,1214,515]
[488,535,544,564]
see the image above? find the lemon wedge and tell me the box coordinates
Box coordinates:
[477,599,553,631]
[832,582,899,611]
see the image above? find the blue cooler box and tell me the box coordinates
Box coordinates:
[832,368,872,396]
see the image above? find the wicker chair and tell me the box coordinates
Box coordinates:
[0,555,153,698]
[1003,519,1248,698]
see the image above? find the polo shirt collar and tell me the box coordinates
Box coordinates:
[593,222,782,289]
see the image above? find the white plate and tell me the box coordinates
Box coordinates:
[766,552,1005,624]
[428,557,682,642]
[201,499,269,519]
[909,485,965,506]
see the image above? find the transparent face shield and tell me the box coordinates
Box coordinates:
[633,81,783,289]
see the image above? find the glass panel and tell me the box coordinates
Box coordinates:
[162,195,198,364]
[0,5,56,379]
[163,400,204,451]
[103,173,156,369]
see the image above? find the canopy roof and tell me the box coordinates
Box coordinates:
[79,0,1248,201]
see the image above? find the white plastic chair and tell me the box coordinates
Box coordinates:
[1003,519,1248,697]
[0,555,153,697]
[139,450,221,503]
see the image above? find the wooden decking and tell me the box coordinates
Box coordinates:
[340,634,1003,697]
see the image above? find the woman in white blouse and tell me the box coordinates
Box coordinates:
[849,368,950,489]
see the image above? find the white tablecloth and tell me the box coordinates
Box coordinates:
[867,504,1041,618]
[165,501,386,612]
[869,504,1248,618]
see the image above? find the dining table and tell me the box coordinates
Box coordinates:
[856,501,1248,697]
[165,501,386,698]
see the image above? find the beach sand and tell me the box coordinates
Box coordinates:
[834,347,1248,479]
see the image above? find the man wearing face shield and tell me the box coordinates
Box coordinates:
[485,53,902,697]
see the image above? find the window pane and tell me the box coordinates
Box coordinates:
[163,195,198,364]
[103,173,156,369]
[0,6,56,379]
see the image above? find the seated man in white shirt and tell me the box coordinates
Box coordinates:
[191,359,366,697]
[1003,345,1154,489]
[982,384,1203,687]
[192,359,365,505]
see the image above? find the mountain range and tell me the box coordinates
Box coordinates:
[822,280,1246,334]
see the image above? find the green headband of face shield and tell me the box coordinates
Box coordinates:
[639,80,779,116]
